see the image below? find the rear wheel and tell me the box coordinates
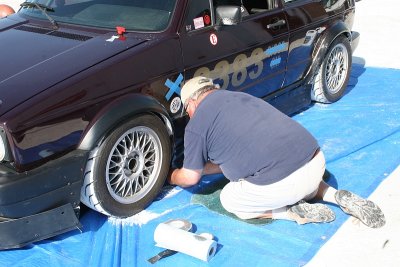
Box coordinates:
[80,114,171,217]
[311,36,352,103]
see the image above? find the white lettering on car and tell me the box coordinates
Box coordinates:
[193,42,288,89]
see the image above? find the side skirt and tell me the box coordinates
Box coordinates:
[265,84,312,115]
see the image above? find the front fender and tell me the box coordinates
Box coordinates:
[79,94,173,151]
[305,20,351,84]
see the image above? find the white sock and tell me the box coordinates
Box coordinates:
[272,207,290,220]
[322,187,337,204]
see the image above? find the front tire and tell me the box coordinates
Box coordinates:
[311,36,352,103]
[80,114,171,217]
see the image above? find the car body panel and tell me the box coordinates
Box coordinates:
[1,28,183,170]
[283,0,355,86]
[0,18,148,117]
[180,1,289,98]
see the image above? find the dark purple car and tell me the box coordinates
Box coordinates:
[0,0,359,249]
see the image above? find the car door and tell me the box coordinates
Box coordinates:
[281,0,330,86]
[179,0,290,99]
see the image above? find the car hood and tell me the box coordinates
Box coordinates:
[0,15,147,116]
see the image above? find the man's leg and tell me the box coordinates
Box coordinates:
[219,151,334,224]
[220,180,335,224]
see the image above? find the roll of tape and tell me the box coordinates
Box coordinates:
[164,219,192,232]
[154,222,217,262]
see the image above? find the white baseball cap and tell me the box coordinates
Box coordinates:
[180,76,215,106]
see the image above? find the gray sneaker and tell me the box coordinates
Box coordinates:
[335,190,386,228]
[288,201,335,225]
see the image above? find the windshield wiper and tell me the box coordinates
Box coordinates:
[20,1,59,29]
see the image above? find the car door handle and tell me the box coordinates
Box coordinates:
[267,19,286,29]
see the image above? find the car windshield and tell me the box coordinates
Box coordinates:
[19,0,177,31]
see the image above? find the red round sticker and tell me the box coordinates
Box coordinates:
[204,15,211,25]
[210,33,218,46]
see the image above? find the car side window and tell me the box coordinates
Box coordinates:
[183,0,213,32]
[241,0,278,16]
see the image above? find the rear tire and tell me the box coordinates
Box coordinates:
[311,36,352,103]
[80,114,171,217]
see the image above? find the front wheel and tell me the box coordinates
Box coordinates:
[311,36,352,103]
[80,114,171,217]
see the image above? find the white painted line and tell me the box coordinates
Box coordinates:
[306,164,400,267]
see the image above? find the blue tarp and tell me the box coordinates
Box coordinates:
[1,62,400,267]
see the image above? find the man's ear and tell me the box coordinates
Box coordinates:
[187,100,196,117]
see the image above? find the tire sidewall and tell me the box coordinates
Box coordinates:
[321,36,352,103]
[92,114,171,217]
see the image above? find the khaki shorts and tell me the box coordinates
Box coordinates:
[220,151,326,219]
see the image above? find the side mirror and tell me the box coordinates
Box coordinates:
[215,6,241,26]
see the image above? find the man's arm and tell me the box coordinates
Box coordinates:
[168,162,222,187]
[168,167,202,187]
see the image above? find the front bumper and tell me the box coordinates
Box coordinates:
[0,150,87,249]
[0,150,86,218]
[0,203,82,250]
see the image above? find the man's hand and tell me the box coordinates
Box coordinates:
[168,167,202,187]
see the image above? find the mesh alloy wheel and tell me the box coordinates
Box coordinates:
[81,115,171,217]
[311,36,352,103]
[324,43,349,95]
[105,126,162,204]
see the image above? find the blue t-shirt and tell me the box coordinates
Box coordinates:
[183,90,319,185]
